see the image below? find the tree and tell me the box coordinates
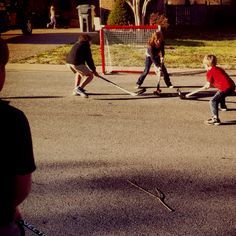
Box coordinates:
[125,0,152,25]
[107,0,130,25]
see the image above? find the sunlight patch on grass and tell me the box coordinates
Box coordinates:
[15,38,236,69]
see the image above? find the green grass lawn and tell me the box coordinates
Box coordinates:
[14,38,236,69]
[166,38,236,69]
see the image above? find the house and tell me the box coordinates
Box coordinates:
[25,0,235,29]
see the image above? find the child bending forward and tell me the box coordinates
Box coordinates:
[66,34,99,98]
[203,55,235,125]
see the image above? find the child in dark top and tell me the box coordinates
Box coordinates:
[202,55,235,125]
[66,34,99,98]
[135,30,173,94]
[0,38,36,235]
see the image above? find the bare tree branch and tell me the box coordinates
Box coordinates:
[126,0,152,25]
[141,0,151,24]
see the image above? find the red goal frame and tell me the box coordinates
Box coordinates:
[100,25,159,74]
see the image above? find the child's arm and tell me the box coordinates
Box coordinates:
[203,81,210,89]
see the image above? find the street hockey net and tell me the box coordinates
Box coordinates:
[100,25,159,74]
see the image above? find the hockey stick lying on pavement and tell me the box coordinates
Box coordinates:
[18,219,47,236]
[97,75,138,96]
[177,87,206,99]
[127,180,174,212]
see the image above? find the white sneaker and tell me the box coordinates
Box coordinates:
[219,106,227,111]
[72,88,77,96]
[135,84,142,89]
[73,87,88,98]
[168,85,174,88]
[204,117,221,126]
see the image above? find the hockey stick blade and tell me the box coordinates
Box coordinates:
[134,88,146,96]
[176,88,186,99]
[98,75,136,96]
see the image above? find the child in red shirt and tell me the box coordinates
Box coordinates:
[203,55,235,125]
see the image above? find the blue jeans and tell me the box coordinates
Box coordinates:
[136,56,172,88]
[210,87,235,118]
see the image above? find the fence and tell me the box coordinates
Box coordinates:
[166,4,235,27]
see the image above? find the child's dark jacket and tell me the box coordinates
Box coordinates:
[147,42,165,67]
[66,41,96,72]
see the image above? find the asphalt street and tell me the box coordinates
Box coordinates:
[2,65,236,236]
[1,29,236,236]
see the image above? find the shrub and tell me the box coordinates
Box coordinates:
[107,0,129,25]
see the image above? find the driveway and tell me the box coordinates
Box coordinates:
[1,28,99,62]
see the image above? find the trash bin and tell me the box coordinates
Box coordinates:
[77,4,92,32]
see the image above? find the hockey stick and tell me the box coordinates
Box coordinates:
[18,219,47,236]
[97,75,137,96]
[67,65,137,96]
[135,87,146,95]
[177,87,206,99]
[127,180,174,212]
[185,86,206,98]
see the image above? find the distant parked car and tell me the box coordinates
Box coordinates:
[0,0,33,35]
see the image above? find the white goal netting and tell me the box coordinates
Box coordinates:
[100,25,159,74]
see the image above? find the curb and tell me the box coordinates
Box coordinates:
[6,63,102,72]
[6,64,236,77]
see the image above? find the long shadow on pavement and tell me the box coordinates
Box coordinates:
[29,160,236,236]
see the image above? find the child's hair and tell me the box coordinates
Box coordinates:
[0,38,9,66]
[78,34,92,43]
[148,30,163,47]
[203,55,217,67]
